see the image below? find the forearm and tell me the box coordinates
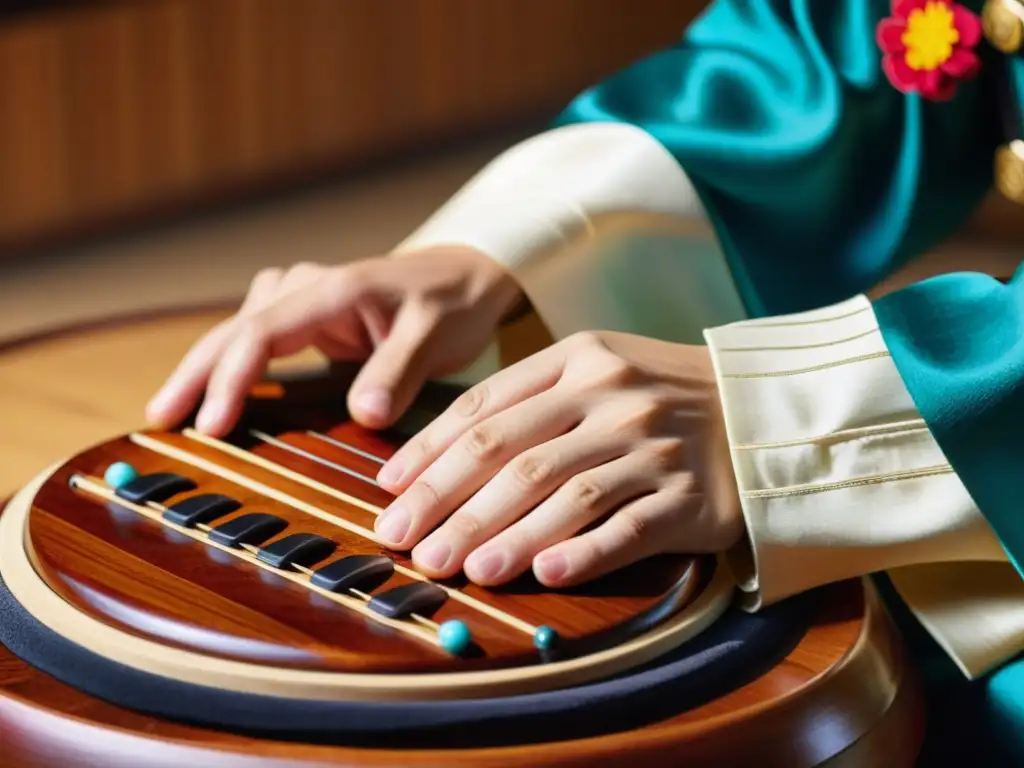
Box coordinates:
[395,124,748,343]
[705,295,1006,603]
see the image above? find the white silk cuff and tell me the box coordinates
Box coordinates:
[704,294,1020,678]
[395,122,747,342]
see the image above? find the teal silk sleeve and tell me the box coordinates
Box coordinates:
[554,0,1024,569]
[553,0,1001,318]
[875,271,1024,573]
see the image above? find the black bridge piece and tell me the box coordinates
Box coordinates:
[207,513,287,548]
[256,533,336,570]
[114,473,197,504]
[308,554,395,593]
[163,494,241,528]
[367,582,447,620]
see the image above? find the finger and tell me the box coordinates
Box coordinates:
[462,448,668,585]
[377,342,570,491]
[532,485,701,588]
[146,268,283,426]
[373,388,583,556]
[276,262,323,295]
[195,280,350,434]
[346,303,436,429]
[408,423,629,579]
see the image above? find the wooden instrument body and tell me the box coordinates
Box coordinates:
[0,368,926,766]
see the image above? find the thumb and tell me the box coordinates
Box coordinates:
[347,303,438,428]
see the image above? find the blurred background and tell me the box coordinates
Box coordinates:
[0,0,711,336]
[0,0,707,493]
[0,0,1021,495]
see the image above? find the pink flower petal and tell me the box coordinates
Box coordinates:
[952,5,983,47]
[941,48,981,78]
[919,68,957,101]
[876,19,908,53]
[883,54,924,93]
[893,0,929,19]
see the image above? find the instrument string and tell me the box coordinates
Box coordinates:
[183,428,383,517]
[128,432,540,637]
[249,430,381,487]
[305,431,386,465]
[67,474,445,648]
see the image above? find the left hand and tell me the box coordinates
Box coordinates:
[373,330,744,588]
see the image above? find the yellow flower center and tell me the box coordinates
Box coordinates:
[902,1,960,70]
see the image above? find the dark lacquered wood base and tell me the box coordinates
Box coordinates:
[0,572,924,767]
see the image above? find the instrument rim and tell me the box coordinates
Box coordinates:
[0,301,925,765]
[0,515,914,768]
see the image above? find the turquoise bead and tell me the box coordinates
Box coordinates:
[533,625,558,650]
[104,462,139,489]
[438,620,472,654]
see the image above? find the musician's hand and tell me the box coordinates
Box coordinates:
[145,247,522,435]
[374,331,743,587]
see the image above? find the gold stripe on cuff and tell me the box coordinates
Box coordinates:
[741,305,871,328]
[741,464,954,499]
[717,327,879,352]
[722,351,890,378]
[732,419,929,451]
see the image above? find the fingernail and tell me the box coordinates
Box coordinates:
[353,389,390,422]
[375,504,410,545]
[535,553,569,584]
[467,548,506,583]
[377,459,404,487]
[146,389,171,419]
[415,540,451,572]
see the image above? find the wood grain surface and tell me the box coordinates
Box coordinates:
[0,0,708,255]
[29,419,704,673]
[0,307,241,498]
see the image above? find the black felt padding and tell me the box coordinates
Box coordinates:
[114,473,197,504]
[0,572,814,749]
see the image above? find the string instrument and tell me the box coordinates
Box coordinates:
[0,366,924,766]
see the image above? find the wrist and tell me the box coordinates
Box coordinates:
[703,350,745,552]
[429,244,526,324]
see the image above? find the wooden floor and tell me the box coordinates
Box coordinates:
[0,136,514,497]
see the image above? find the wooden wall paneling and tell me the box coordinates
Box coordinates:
[0,0,707,255]
[0,19,69,237]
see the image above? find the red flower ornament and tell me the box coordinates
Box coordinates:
[877,0,983,101]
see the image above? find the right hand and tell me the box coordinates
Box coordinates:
[145,246,523,436]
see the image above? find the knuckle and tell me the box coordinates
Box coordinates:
[596,358,642,388]
[252,266,284,286]
[463,424,502,461]
[567,475,606,512]
[237,315,269,345]
[326,263,366,300]
[567,330,603,349]
[452,385,487,419]
[648,438,687,469]
[617,510,650,544]
[445,513,482,542]
[618,399,666,434]
[288,260,320,275]
[510,453,552,489]
[407,479,441,511]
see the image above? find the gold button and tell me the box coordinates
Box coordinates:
[996,141,1024,203]
[983,0,1024,53]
